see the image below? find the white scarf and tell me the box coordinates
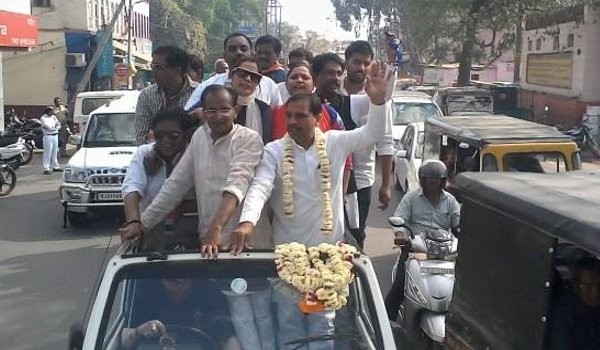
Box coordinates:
[237,91,262,135]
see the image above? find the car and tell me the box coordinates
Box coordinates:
[72,90,140,136]
[59,92,140,225]
[68,245,399,350]
[433,87,493,116]
[391,91,442,150]
[394,122,425,193]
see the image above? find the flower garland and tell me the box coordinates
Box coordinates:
[282,128,333,233]
[275,242,357,311]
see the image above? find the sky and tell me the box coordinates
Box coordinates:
[279,0,366,41]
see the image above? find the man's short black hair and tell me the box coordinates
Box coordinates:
[256,35,282,56]
[311,53,345,76]
[200,85,238,107]
[286,93,322,117]
[151,107,193,131]
[289,47,314,64]
[188,53,204,71]
[344,40,374,61]
[223,32,253,51]
[152,46,189,73]
[573,257,600,280]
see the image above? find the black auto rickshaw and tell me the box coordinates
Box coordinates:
[446,171,600,350]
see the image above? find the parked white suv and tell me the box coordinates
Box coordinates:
[60,92,140,225]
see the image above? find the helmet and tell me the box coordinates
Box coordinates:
[418,160,448,180]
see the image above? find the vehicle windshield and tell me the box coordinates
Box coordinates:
[84,113,136,147]
[82,97,119,115]
[503,152,567,173]
[393,102,441,125]
[99,258,383,350]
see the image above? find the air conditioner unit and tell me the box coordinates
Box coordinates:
[66,53,87,67]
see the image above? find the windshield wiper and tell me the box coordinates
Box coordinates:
[286,332,362,350]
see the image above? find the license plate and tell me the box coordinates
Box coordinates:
[97,192,122,201]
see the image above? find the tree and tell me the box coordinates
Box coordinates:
[150,0,207,53]
[279,22,302,55]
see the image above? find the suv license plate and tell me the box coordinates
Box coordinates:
[97,192,122,201]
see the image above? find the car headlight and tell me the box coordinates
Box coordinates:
[63,167,88,183]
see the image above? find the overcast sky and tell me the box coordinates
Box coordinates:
[279,0,366,40]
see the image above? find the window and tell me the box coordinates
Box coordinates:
[536,38,542,50]
[33,0,51,7]
[471,74,480,81]
[528,39,533,51]
[482,154,498,171]
[503,152,567,173]
[567,34,574,48]
[400,126,414,160]
[392,102,442,125]
[553,36,560,51]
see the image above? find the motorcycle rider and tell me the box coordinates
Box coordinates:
[384,160,460,320]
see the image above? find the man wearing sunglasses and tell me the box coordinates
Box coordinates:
[184,32,282,113]
[135,46,197,145]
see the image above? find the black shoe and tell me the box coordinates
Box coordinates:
[53,167,64,172]
[43,170,51,175]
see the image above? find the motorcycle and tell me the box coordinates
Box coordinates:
[558,115,600,159]
[389,216,458,349]
[5,111,44,149]
[0,133,34,169]
[0,163,17,196]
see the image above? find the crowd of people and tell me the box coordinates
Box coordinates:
[119,32,398,349]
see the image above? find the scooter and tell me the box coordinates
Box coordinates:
[560,115,600,159]
[0,134,32,169]
[389,216,457,349]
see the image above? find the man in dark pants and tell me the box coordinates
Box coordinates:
[384,161,460,320]
[312,51,394,249]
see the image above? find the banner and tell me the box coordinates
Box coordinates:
[0,10,38,48]
[95,29,114,78]
[526,52,573,89]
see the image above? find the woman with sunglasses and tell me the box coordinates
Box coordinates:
[121,107,196,250]
[229,57,273,143]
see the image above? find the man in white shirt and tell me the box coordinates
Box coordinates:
[40,106,62,174]
[184,33,282,113]
[231,64,391,350]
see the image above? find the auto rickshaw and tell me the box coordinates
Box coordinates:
[424,115,581,178]
[433,87,493,116]
[446,170,600,350]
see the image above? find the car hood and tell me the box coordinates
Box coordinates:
[68,146,137,169]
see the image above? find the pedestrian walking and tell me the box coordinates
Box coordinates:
[40,106,62,174]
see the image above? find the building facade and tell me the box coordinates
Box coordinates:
[519,5,600,126]
[3,0,150,118]
[0,0,38,131]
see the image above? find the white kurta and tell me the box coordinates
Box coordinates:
[240,103,390,247]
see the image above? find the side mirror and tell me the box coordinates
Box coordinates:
[396,149,407,158]
[388,216,405,227]
[68,134,82,146]
[68,321,84,350]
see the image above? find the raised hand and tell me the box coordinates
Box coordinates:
[365,61,393,105]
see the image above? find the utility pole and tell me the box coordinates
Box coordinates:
[75,0,126,95]
[126,0,133,89]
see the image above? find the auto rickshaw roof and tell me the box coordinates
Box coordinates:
[438,86,491,95]
[426,115,573,146]
[454,171,600,256]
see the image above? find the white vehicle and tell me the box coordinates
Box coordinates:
[391,91,443,150]
[68,245,399,350]
[395,122,425,193]
[60,92,139,225]
[72,90,139,135]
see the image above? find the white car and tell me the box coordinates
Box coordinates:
[68,245,399,349]
[72,90,140,136]
[395,122,425,194]
[391,91,443,150]
[60,92,140,225]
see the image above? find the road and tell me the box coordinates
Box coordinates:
[0,152,400,350]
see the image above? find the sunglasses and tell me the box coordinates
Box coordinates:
[151,62,169,71]
[154,130,182,141]
[232,67,262,83]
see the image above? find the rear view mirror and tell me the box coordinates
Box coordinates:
[396,149,407,158]
[68,321,84,350]
[388,216,405,227]
[68,134,82,146]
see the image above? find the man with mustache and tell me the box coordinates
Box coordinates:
[184,33,282,113]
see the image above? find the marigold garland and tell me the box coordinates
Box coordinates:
[275,242,357,311]
[282,128,333,233]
